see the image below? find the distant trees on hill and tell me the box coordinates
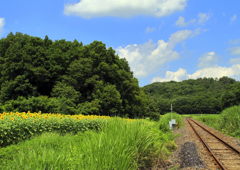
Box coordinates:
[142,76,240,115]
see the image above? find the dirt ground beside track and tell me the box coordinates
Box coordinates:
[151,118,240,170]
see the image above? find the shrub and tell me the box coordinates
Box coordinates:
[159,112,184,132]
[216,105,240,136]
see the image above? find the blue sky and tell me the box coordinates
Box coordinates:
[1,0,240,87]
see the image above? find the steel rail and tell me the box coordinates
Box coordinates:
[189,118,240,154]
[186,117,227,170]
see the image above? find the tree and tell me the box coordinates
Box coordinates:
[221,90,238,110]
[92,81,122,116]
[51,81,81,104]
[0,75,38,103]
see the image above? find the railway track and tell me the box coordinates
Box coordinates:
[186,117,240,170]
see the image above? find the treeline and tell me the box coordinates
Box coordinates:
[142,77,240,115]
[1,32,239,119]
[0,32,156,119]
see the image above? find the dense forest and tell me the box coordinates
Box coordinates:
[0,32,240,120]
[0,32,150,119]
[142,76,240,115]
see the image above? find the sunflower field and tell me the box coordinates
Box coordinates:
[0,111,179,169]
[0,111,127,148]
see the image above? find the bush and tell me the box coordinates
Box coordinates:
[159,112,184,132]
[1,96,56,113]
[0,96,81,115]
[77,100,100,115]
[0,103,4,113]
[149,112,160,121]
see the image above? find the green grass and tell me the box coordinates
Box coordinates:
[181,105,240,138]
[159,112,184,132]
[186,114,220,128]
[215,105,240,137]
[0,117,177,170]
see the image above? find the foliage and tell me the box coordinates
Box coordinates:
[142,76,239,115]
[159,112,184,132]
[0,32,149,118]
[188,105,240,138]
[217,105,240,137]
[0,118,177,170]
[2,32,240,118]
[0,95,80,115]
[221,82,240,110]
[0,111,110,148]
[188,114,220,129]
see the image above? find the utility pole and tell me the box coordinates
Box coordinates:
[171,103,172,120]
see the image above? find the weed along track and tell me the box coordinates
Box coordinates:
[186,117,240,170]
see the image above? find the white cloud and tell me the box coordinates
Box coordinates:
[64,0,187,19]
[0,18,5,36]
[228,47,240,55]
[188,65,240,79]
[229,39,240,45]
[198,51,221,68]
[229,57,240,65]
[175,13,210,27]
[168,28,201,46]
[151,68,188,82]
[230,14,237,24]
[116,39,179,77]
[175,16,196,27]
[151,65,240,82]
[145,26,155,33]
[198,13,210,23]
[116,28,202,77]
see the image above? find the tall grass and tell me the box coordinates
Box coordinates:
[189,114,220,129]
[215,105,240,137]
[159,112,184,132]
[184,106,240,138]
[0,117,177,169]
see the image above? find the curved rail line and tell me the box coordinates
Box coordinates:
[186,117,240,170]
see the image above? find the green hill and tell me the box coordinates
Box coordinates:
[141,77,240,115]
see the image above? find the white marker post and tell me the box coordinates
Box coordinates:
[170,103,176,129]
[169,103,172,129]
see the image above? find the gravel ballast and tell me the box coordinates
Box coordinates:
[179,142,204,169]
[152,118,220,170]
[151,117,240,170]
